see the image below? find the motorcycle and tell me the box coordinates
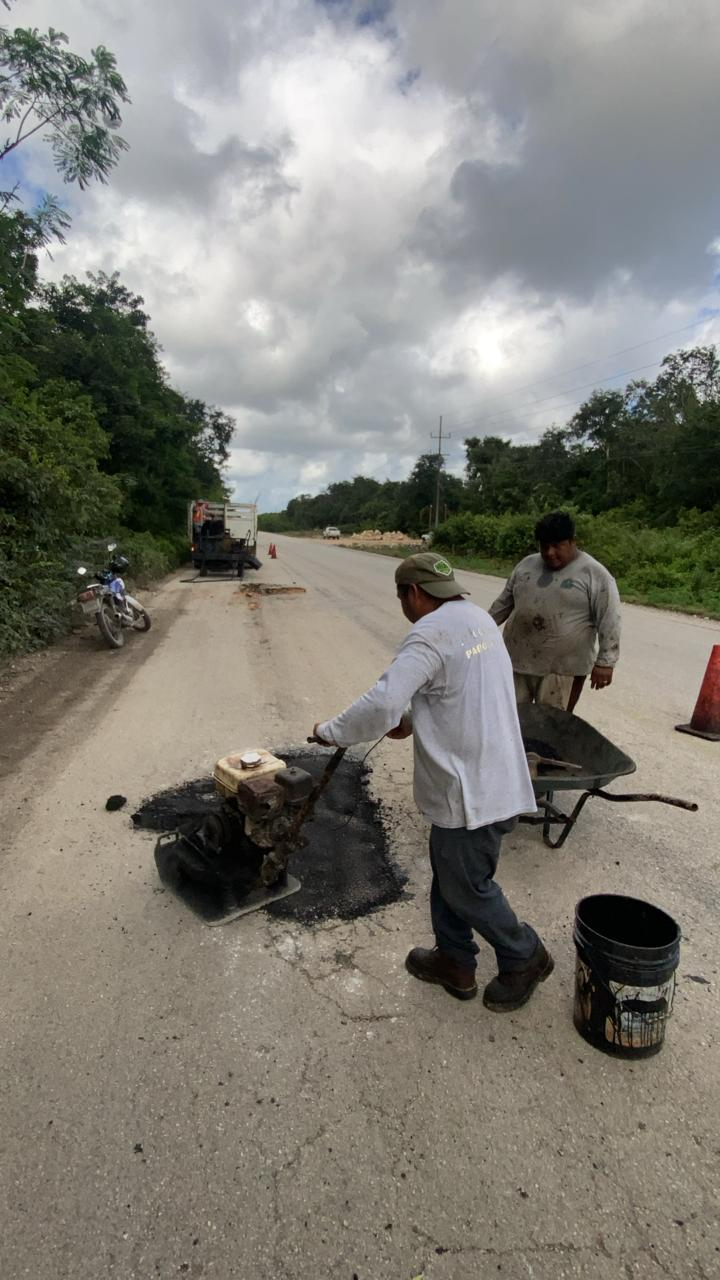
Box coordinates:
[75,543,151,650]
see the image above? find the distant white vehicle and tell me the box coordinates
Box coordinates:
[420,531,434,546]
[323,526,341,539]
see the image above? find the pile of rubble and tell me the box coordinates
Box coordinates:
[341,529,418,546]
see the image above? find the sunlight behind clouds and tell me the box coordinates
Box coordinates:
[14,0,720,508]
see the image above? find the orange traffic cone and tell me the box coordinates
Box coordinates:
[269,543,277,559]
[676,645,720,741]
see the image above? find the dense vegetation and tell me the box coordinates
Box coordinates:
[261,346,720,616]
[0,10,231,658]
[0,262,232,657]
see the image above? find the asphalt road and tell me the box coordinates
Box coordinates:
[1,536,719,1280]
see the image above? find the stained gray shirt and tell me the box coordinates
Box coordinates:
[317,600,536,830]
[489,551,621,677]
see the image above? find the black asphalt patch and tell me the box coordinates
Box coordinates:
[132,750,408,926]
[131,779,220,831]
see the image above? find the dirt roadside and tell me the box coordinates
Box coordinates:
[0,574,186,788]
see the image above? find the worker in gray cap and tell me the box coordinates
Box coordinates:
[313,552,553,1011]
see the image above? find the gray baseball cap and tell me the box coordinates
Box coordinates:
[394,552,469,600]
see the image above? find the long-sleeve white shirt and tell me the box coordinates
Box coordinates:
[317,600,536,830]
[489,551,621,676]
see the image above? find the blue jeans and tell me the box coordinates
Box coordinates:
[429,820,539,972]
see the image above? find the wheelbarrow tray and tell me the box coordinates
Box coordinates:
[517,704,696,848]
[519,704,636,793]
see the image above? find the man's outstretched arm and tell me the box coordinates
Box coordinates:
[313,634,441,747]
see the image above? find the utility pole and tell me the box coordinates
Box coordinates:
[430,416,451,528]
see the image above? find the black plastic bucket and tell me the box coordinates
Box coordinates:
[573,894,681,1058]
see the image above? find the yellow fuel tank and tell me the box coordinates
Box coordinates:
[213,749,286,800]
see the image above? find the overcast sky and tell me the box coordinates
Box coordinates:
[10,0,720,510]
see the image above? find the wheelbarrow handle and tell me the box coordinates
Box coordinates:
[525,786,699,851]
[590,788,699,812]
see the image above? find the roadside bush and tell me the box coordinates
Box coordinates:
[433,507,720,617]
[118,530,185,585]
[436,513,500,555]
[493,514,537,559]
[435,511,535,559]
[259,512,294,533]
[0,545,72,658]
[0,529,181,661]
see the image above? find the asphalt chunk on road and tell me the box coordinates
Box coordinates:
[132,749,408,926]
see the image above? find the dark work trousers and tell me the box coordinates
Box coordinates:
[429,819,539,973]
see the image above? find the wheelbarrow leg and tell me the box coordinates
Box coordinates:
[543,790,595,849]
[541,790,554,844]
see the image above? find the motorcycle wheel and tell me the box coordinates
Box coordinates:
[97,603,124,649]
[131,606,151,632]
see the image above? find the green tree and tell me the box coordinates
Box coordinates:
[627,348,720,517]
[464,435,535,514]
[0,359,123,655]
[26,271,232,535]
[0,19,129,187]
[395,452,462,531]
[562,389,629,510]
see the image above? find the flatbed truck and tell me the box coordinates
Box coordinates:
[188,501,261,578]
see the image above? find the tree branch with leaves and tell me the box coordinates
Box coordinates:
[0,20,130,188]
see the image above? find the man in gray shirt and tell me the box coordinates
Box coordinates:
[489,511,621,713]
[313,553,553,1012]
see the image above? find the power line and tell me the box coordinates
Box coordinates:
[439,315,717,429]
[446,358,672,435]
[456,408,720,453]
[586,442,720,460]
[442,413,720,464]
[434,383,656,448]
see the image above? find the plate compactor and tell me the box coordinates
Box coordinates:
[155,743,345,924]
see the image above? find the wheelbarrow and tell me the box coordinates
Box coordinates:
[518,704,698,849]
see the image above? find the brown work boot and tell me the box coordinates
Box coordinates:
[482,941,554,1012]
[405,947,477,1001]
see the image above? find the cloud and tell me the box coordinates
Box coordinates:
[12,0,720,510]
[401,0,720,301]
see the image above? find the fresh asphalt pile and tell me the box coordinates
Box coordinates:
[132,749,407,925]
